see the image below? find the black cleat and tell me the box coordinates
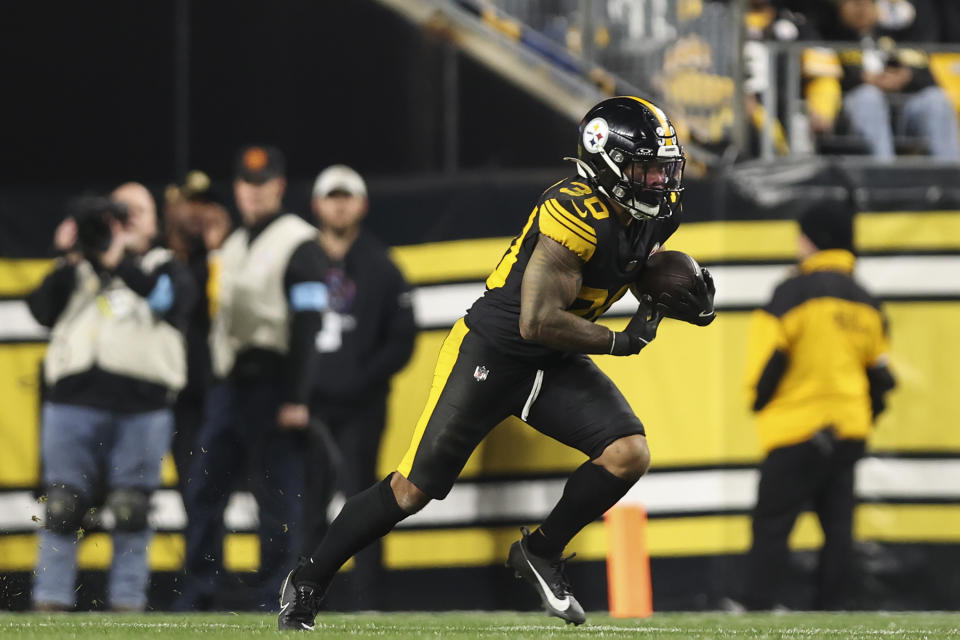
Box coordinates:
[277,565,324,631]
[506,527,586,626]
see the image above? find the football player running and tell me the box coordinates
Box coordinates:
[278,96,715,630]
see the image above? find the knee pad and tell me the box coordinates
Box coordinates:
[106,489,150,532]
[44,485,88,535]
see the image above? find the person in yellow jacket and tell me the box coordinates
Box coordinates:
[742,200,895,610]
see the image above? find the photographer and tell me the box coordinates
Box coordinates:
[28,183,196,611]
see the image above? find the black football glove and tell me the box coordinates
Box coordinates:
[659,267,716,326]
[610,294,663,355]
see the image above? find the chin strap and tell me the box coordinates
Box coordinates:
[628,199,663,220]
[563,156,597,179]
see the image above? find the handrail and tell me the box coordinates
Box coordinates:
[377,0,723,166]
[756,39,960,54]
[747,39,960,160]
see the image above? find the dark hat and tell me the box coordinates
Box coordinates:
[164,170,226,208]
[234,145,286,184]
[798,200,855,251]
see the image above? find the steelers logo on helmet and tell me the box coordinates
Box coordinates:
[569,96,686,221]
[582,118,609,154]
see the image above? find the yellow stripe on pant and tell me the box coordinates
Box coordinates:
[397,318,470,478]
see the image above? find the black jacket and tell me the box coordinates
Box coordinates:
[309,231,416,407]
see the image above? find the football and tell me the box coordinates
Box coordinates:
[634,250,703,298]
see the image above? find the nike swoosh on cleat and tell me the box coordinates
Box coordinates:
[279,573,291,606]
[301,622,314,630]
[699,309,714,317]
[523,554,571,612]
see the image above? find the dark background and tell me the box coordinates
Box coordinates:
[0,0,572,187]
[5,0,960,256]
[0,0,590,256]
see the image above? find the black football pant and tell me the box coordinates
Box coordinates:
[744,431,865,610]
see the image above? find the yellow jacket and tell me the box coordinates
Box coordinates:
[744,250,892,453]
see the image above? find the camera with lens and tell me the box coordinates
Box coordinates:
[70,196,129,258]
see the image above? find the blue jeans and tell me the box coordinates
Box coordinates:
[178,380,307,610]
[33,403,173,609]
[844,84,960,160]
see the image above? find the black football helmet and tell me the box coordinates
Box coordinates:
[567,96,685,220]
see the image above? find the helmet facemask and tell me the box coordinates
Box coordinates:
[568,148,684,220]
[608,152,685,220]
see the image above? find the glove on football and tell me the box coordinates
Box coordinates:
[659,267,716,326]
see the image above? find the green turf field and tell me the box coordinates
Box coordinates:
[1,611,959,639]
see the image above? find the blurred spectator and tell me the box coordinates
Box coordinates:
[28,185,195,611]
[804,0,960,160]
[741,201,896,610]
[744,0,819,156]
[304,165,416,609]
[175,146,328,610]
[745,0,814,42]
[780,0,837,34]
[162,171,231,497]
[875,0,938,42]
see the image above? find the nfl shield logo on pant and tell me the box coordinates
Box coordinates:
[473,365,489,382]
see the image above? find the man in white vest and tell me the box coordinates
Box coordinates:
[176,145,329,610]
[28,184,195,611]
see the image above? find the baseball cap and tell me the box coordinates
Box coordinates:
[165,170,227,208]
[312,164,367,199]
[235,145,286,184]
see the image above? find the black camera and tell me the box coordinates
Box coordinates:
[70,196,129,257]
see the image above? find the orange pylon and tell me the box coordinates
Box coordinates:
[604,504,653,618]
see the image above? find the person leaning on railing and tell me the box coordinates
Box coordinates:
[802,0,960,160]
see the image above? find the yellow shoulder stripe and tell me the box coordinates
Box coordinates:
[539,209,597,262]
[544,199,597,239]
[540,204,597,248]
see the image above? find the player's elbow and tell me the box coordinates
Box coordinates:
[518,310,546,342]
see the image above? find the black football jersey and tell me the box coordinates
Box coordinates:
[465,176,680,362]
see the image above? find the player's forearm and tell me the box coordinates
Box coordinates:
[519,234,612,353]
[519,307,612,354]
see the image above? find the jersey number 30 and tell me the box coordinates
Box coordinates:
[559,182,609,220]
